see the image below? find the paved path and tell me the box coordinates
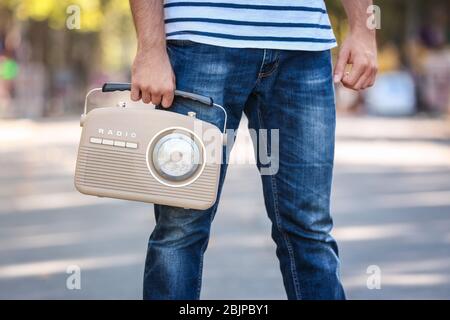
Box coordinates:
[0,115,449,299]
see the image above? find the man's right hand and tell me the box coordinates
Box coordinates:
[131,46,176,108]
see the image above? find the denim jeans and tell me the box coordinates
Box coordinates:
[143,40,345,300]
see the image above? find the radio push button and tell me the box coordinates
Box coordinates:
[90,137,102,144]
[102,139,114,146]
[114,140,126,147]
[126,142,138,149]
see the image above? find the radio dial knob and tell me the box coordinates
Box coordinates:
[152,132,201,182]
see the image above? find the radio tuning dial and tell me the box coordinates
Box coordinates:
[151,132,201,182]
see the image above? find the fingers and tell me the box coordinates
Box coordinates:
[366,63,378,88]
[161,89,175,108]
[342,58,366,89]
[334,46,350,83]
[131,50,176,107]
[150,91,162,106]
[353,67,372,91]
[130,82,175,107]
[335,43,378,91]
[161,75,176,108]
[341,58,378,91]
[352,62,378,90]
[130,84,141,102]
[141,89,152,104]
[134,84,155,105]
[145,86,174,107]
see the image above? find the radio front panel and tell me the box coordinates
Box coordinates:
[75,106,223,210]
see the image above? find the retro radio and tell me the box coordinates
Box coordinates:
[74,83,226,210]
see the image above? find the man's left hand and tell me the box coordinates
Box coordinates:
[334,31,378,91]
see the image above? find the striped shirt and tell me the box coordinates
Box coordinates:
[164,0,336,51]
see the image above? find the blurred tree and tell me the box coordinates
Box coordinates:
[0,0,448,116]
[0,0,135,116]
[2,0,103,32]
[0,0,135,67]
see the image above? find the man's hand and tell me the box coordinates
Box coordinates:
[131,47,175,108]
[129,0,175,108]
[334,31,378,90]
[334,0,378,91]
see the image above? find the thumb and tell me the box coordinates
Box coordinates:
[334,47,350,83]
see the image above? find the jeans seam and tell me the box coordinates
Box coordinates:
[196,211,214,299]
[259,60,279,78]
[259,51,280,78]
[257,107,303,300]
[257,49,267,76]
[271,175,303,300]
[253,49,267,87]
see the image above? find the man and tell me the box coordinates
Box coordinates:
[130,0,377,300]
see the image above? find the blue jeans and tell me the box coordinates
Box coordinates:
[143,40,345,300]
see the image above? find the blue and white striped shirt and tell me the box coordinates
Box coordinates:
[164,0,336,51]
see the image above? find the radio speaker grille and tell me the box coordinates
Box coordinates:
[75,146,218,204]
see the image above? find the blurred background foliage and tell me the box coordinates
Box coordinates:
[1,1,450,301]
[0,0,449,117]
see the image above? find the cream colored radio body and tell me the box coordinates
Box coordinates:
[75,83,226,210]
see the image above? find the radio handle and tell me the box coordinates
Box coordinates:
[82,83,228,135]
[102,82,214,107]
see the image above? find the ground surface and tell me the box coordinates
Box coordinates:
[0,115,449,299]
